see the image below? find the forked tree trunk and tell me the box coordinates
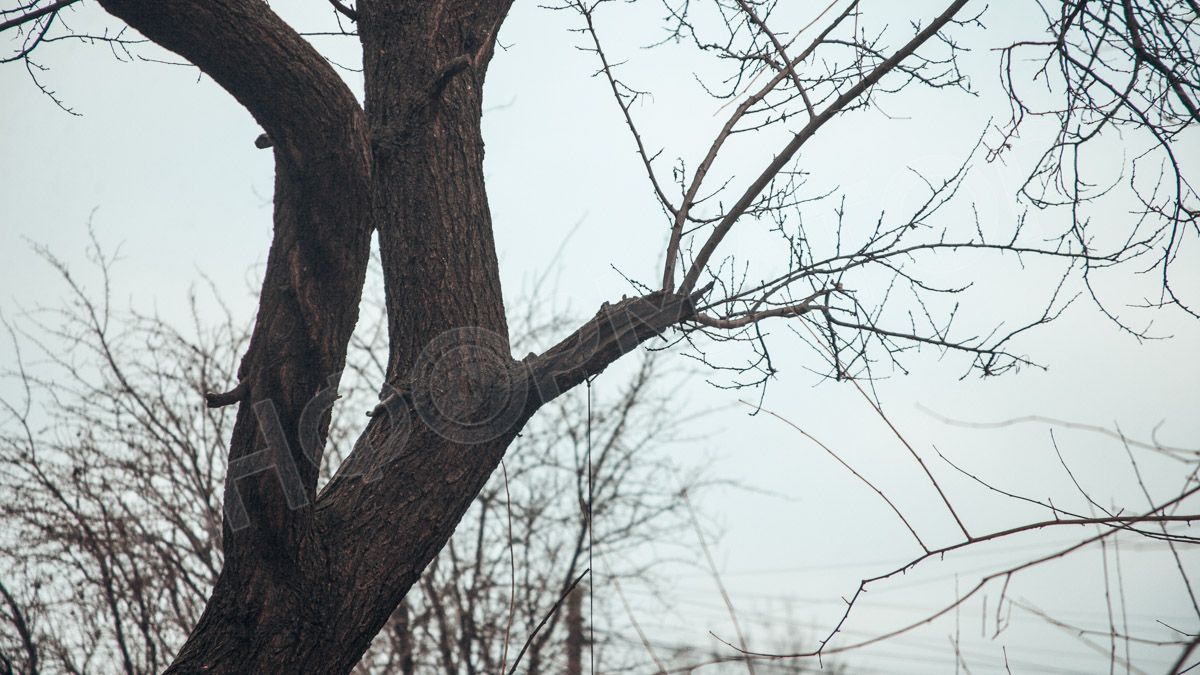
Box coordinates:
[87,1,698,672]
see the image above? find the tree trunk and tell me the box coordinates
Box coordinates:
[87,1,700,672]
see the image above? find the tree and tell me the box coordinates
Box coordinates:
[1,0,1197,672]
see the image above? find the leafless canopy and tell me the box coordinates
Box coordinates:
[552,0,1198,388]
[2,2,1195,391]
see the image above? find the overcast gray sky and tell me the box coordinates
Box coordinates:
[2,1,1198,672]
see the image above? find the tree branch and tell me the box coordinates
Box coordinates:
[327,0,357,22]
[680,0,971,293]
[204,379,248,408]
[93,0,374,574]
[0,0,79,33]
[522,288,706,409]
[96,0,367,167]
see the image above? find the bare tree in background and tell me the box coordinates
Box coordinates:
[0,0,1197,672]
[0,249,701,674]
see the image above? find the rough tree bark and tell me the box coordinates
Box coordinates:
[87,1,698,671]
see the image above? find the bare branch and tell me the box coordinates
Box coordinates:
[680,0,971,293]
[0,0,79,33]
[327,0,357,22]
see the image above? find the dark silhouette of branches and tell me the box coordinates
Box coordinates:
[695,404,1199,671]
[548,0,1198,391]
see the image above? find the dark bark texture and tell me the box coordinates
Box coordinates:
[85,1,696,672]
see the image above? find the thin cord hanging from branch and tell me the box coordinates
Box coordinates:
[499,459,516,673]
[510,381,598,675]
[586,376,595,675]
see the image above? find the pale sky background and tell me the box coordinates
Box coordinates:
[2,1,1198,673]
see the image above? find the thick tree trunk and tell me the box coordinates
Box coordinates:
[360,2,512,379]
[89,1,701,672]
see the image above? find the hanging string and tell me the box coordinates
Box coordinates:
[585,375,595,675]
[506,378,597,675]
